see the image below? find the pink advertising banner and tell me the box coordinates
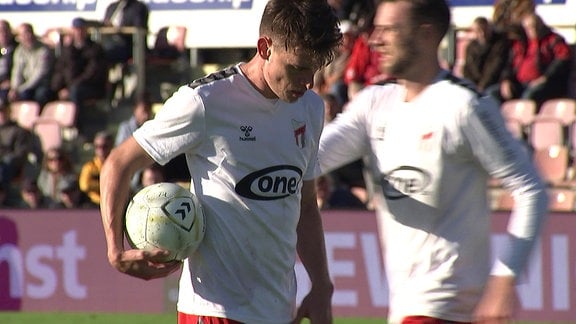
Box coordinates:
[1,209,574,320]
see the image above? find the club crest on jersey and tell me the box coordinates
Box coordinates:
[239,125,256,141]
[419,130,435,151]
[373,126,386,141]
[292,119,306,148]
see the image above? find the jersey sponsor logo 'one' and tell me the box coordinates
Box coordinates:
[381,166,432,200]
[235,165,303,200]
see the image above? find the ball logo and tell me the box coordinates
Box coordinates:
[381,166,431,200]
[162,197,195,231]
[235,165,303,200]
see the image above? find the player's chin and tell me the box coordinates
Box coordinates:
[284,91,305,102]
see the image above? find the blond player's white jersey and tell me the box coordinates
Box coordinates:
[133,65,324,323]
[319,71,548,323]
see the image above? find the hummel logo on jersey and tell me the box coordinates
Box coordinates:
[292,119,306,148]
[239,125,256,141]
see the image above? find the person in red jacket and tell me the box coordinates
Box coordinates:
[491,13,572,108]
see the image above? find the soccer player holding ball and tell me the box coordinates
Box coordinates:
[318,0,548,323]
[99,1,342,323]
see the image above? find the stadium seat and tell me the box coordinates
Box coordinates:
[504,118,523,139]
[532,145,570,187]
[500,99,537,126]
[39,100,77,128]
[9,101,41,130]
[535,98,576,125]
[547,187,575,212]
[529,119,564,150]
[493,189,516,211]
[33,119,63,153]
[38,100,78,140]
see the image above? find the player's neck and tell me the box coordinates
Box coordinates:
[399,63,441,101]
[239,57,276,100]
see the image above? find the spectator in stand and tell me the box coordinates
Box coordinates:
[0,20,17,103]
[57,179,97,209]
[8,23,53,107]
[491,13,572,107]
[315,20,357,105]
[102,0,149,65]
[329,0,376,26]
[79,130,114,205]
[114,93,153,191]
[0,100,33,192]
[316,173,366,210]
[37,147,78,208]
[140,163,165,187]
[492,0,535,34]
[463,17,511,93]
[114,92,153,146]
[18,177,49,209]
[50,17,109,132]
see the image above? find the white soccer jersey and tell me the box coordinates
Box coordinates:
[319,71,548,323]
[133,65,324,323]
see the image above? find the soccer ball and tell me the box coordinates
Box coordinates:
[124,182,206,261]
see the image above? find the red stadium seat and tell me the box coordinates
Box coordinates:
[532,145,570,187]
[547,188,575,212]
[500,99,537,126]
[33,119,63,153]
[493,189,516,211]
[530,119,564,150]
[535,98,576,126]
[39,100,77,128]
[10,101,40,130]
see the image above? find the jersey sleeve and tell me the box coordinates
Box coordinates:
[133,86,206,165]
[461,95,548,277]
[319,88,373,174]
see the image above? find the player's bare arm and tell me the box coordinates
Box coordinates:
[100,136,181,280]
[293,180,333,324]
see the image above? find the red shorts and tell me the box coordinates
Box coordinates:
[402,316,471,324]
[178,312,243,324]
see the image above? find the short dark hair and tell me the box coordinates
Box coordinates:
[259,0,342,67]
[473,16,489,28]
[134,91,152,110]
[380,0,451,41]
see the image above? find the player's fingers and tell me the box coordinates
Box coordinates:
[144,249,173,262]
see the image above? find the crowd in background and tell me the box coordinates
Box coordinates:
[314,0,574,211]
[1,0,574,210]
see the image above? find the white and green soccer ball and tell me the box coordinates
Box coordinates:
[125,182,206,261]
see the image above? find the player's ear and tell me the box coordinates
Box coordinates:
[257,37,271,60]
